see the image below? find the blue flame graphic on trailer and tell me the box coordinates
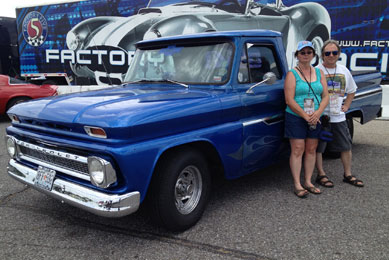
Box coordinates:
[22,11,48,47]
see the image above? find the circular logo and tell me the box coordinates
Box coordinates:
[22,11,48,47]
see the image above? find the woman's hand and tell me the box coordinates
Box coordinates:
[308,111,321,125]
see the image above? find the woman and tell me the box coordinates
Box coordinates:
[284,41,329,198]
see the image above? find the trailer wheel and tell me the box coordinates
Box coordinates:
[148,148,211,232]
[6,97,31,112]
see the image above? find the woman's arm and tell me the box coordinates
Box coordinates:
[284,71,310,121]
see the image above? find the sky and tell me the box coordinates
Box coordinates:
[0,0,78,18]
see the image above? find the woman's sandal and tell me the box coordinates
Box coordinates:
[305,186,322,195]
[294,189,308,198]
[343,175,364,187]
[316,175,334,188]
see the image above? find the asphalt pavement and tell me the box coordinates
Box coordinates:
[0,115,388,260]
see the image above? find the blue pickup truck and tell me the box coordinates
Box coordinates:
[5,30,382,231]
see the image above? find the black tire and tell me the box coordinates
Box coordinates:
[147,148,211,232]
[6,97,30,112]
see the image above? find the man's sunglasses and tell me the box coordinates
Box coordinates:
[324,51,339,56]
[299,51,313,55]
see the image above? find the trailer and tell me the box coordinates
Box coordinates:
[15,0,389,86]
[0,17,19,77]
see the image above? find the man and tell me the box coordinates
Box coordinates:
[315,39,364,188]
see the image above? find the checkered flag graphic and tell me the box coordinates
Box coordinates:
[27,35,45,46]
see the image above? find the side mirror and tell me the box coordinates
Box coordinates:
[263,72,277,84]
[246,72,277,94]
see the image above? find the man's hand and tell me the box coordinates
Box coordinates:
[341,104,350,112]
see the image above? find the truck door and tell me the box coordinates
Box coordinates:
[239,42,286,173]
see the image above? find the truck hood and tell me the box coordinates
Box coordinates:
[9,84,223,138]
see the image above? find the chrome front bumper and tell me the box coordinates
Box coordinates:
[7,159,140,218]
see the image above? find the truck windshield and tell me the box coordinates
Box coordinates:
[124,42,233,85]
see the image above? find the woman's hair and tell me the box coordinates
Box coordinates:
[321,39,341,57]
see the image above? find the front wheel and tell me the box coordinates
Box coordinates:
[147,148,211,232]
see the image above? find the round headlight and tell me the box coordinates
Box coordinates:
[66,31,80,50]
[6,136,16,158]
[88,157,105,185]
[88,156,117,188]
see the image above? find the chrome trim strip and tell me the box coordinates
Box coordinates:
[242,113,284,127]
[242,118,265,127]
[19,155,90,181]
[7,159,140,218]
[353,87,382,100]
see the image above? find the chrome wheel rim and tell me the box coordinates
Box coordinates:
[174,165,202,215]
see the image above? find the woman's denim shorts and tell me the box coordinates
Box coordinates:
[284,112,321,139]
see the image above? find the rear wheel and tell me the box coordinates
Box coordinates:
[147,148,211,232]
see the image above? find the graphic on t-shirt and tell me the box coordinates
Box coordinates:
[326,74,346,96]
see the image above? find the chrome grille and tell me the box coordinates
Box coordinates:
[19,146,89,174]
[14,139,90,181]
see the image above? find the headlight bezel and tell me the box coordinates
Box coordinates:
[6,136,17,158]
[87,156,117,188]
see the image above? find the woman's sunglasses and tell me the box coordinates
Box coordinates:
[324,51,339,56]
[299,51,313,55]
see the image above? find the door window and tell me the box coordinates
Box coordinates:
[238,43,281,83]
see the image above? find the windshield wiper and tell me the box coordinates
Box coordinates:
[122,79,188,88]
[121,79,155,85]
[160,79,188,88]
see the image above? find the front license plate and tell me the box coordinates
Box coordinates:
[34,166,56,191]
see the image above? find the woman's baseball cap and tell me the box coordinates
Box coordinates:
[297,41,314,51]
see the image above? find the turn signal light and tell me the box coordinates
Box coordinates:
[84,126,107,138]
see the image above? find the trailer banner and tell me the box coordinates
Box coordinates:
[16,0,389,85]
